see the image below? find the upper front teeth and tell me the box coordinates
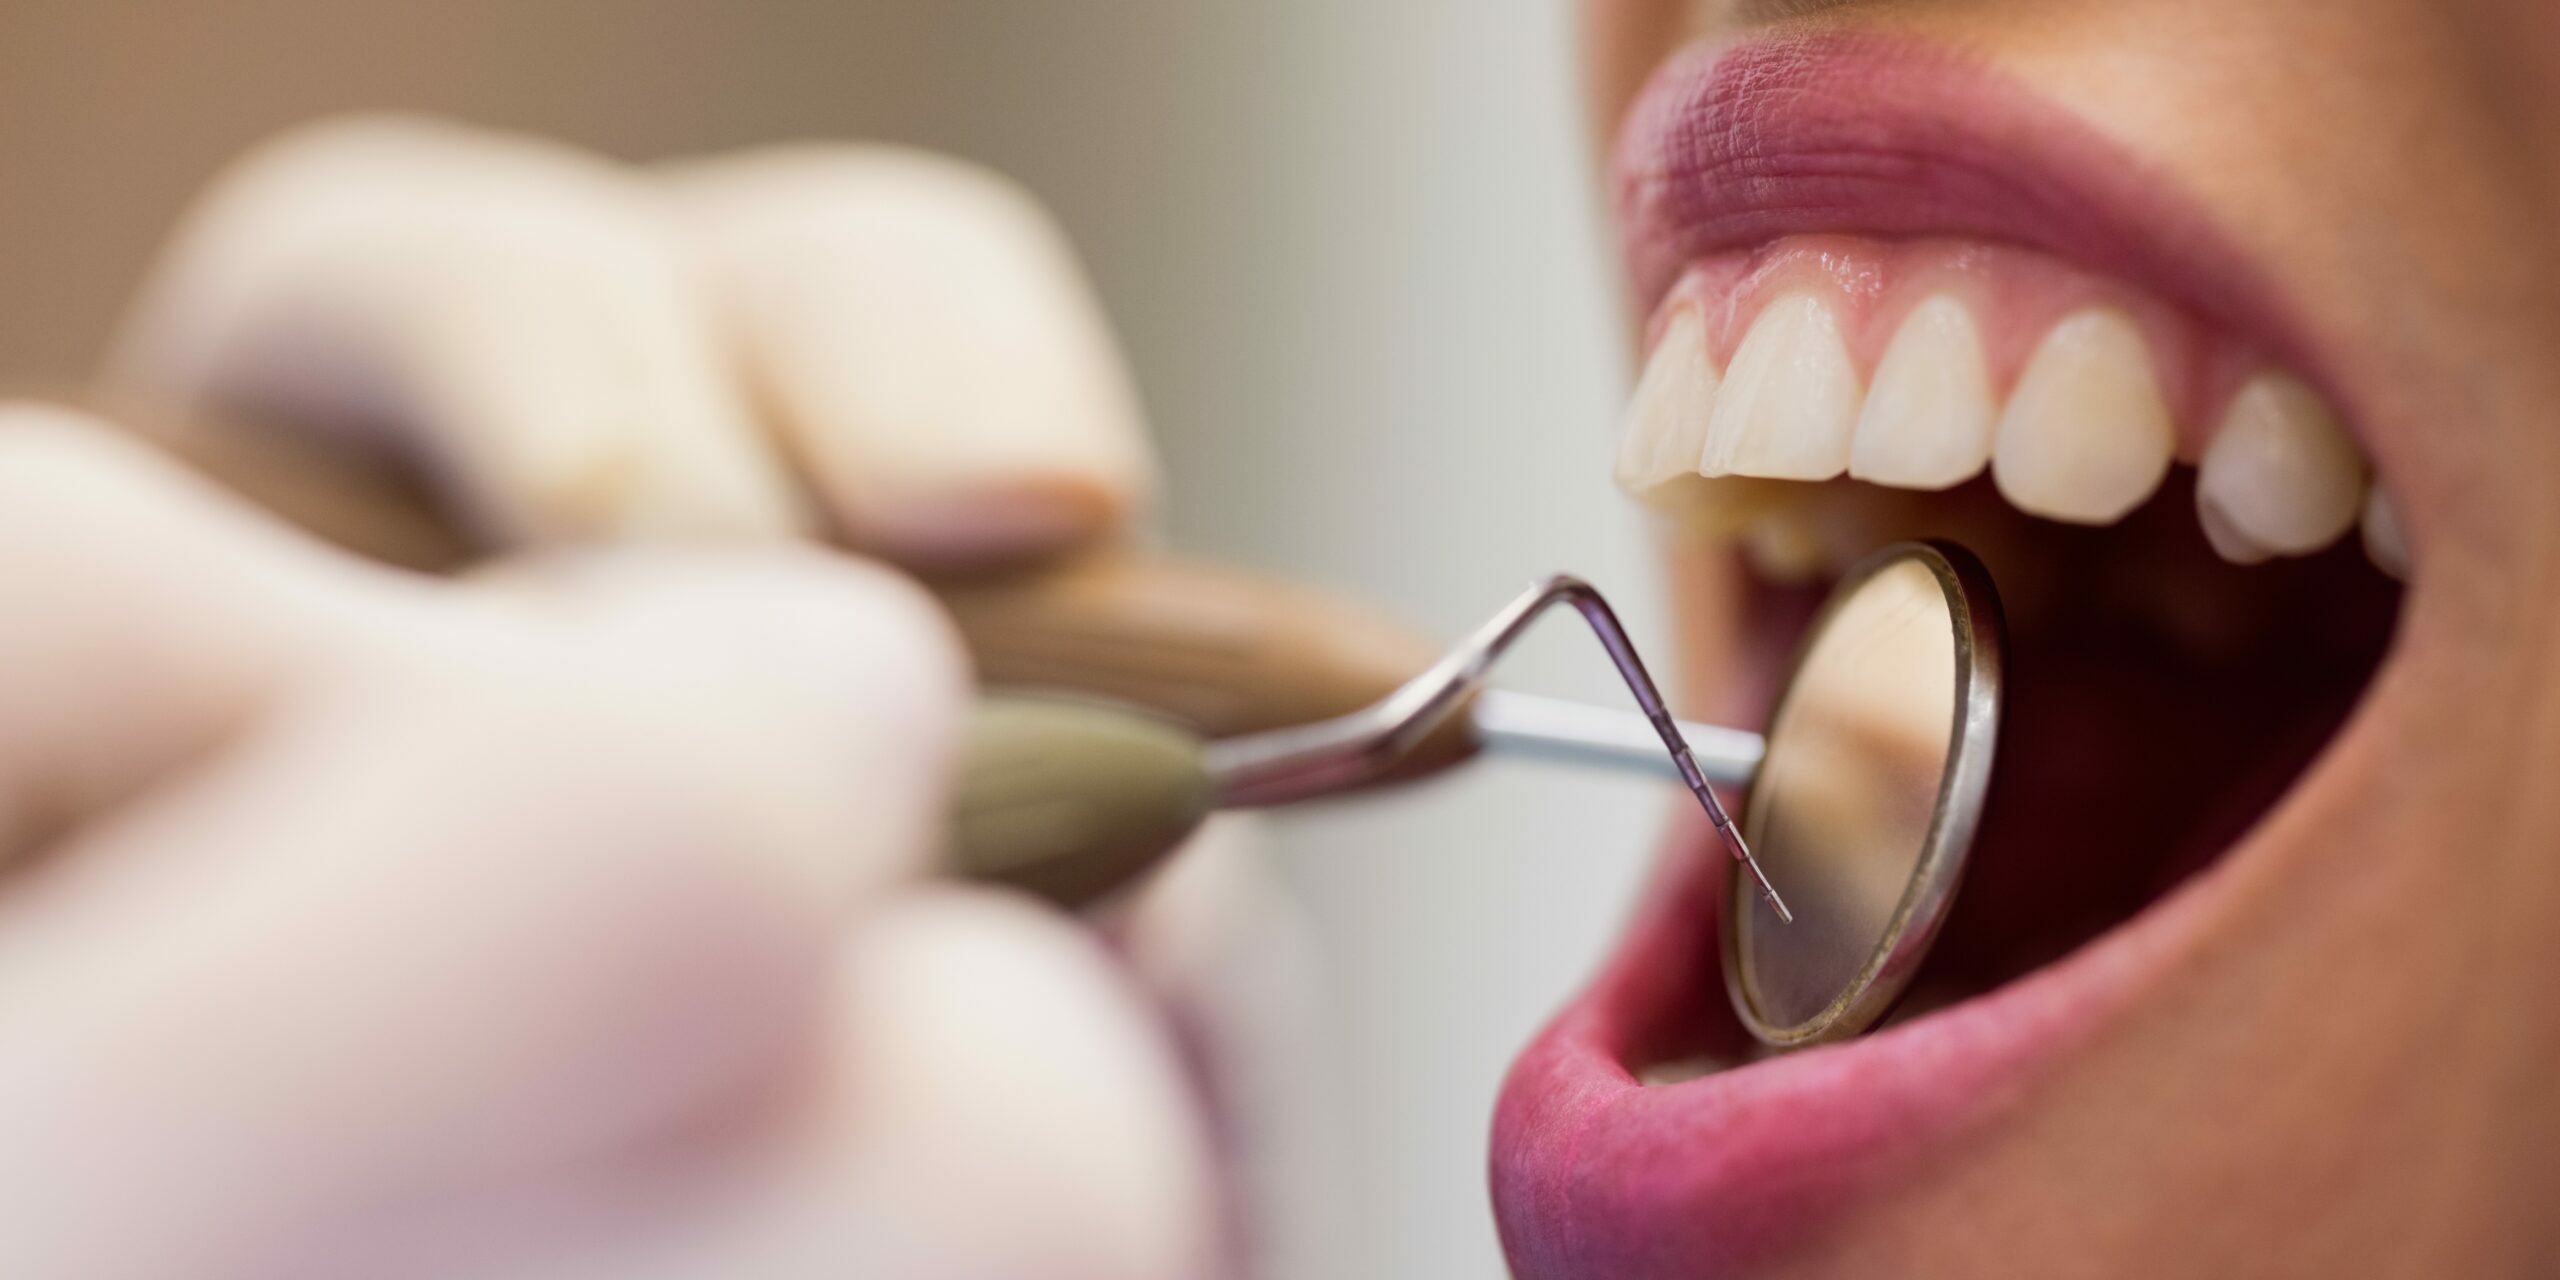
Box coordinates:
[1700,293,1860,482]
[1991,309,2176,525]
[1616,287,2402,576]
[1613,305,1719,495]
[1850,294,1996,491]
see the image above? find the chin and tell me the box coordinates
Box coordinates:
[1493,27,2553,1278]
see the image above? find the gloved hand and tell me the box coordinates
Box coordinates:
[0,117,1313,1278]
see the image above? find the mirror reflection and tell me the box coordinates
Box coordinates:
[1736,555,1960,1035]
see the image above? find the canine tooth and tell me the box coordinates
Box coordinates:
[1612,307,1718,497]
[1992,309,2174,524]
[1701,293,1859,481]
[2362,486,2410,580]
[2195,374,2367,563]
[1849,295,1995,490]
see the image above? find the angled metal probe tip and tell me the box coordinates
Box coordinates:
[1654,706,1791,924]
[1205,574,1791,924]
[1705,788,1792,924]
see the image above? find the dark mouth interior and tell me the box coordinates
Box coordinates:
[1706,474,2402,1052]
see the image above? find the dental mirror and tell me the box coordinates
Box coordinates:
[1724,540,2004,1048]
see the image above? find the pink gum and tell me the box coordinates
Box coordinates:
[1646,236,2278,465]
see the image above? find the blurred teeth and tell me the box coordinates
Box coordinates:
[1612,306,1718,497]
[2195,374,2367,564]
[2361,486,2410,580]
[1611,289,2400,581]
[1740,505,1831,585]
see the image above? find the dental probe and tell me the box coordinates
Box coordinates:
[948,577,1793,921]
[1470,688,1764,783]
[1203,575,1790,921]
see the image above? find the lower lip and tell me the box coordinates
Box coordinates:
[1490,810,2187,1275]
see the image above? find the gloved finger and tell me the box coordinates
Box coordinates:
[660,145,1159,567]
[1114,816,1346,1280]
[102,114,810,550]
[501,827,1327,1280]
[367,889,1222,1280]
[807,890,1218,1280]
[0,403,413,867]
[0,541,967,1275]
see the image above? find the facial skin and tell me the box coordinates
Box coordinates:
[1521,0,2560,1274]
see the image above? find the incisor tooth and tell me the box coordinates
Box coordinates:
[1850,295,1995,490]
[1612,307,1718,497]
[1992,309,2174,524]
[1701,293,1859,481]
[2362,486,2410,580]
[2195,374,2367,564]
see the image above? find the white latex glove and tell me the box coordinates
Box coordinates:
[110,117,1157,561]
[0,116,1330,1279]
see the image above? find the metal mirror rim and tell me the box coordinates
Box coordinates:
[1721,539,2006,1048]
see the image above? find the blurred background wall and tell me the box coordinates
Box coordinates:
[0,3,1670,1274]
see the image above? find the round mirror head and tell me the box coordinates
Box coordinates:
[1724,541,2003,1048]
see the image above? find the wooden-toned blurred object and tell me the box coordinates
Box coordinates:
[46,388,1459,735]
[22,391,1482,905]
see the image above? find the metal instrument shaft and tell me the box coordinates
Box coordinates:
[1206,575,1792,923]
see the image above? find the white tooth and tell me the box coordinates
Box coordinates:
[2362,485,2410,580]
[1612,307,1718,497]
[2195,373,2367,564]
[1849,295,1996,490]
[1700,292,1859,481]
[1992,308,2175,524]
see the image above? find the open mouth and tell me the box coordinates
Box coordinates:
[1493,32,2407,1277]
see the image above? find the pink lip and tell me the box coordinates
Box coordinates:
[1493,35,2289,1276]
[1612,33,2312,387]
[1492,803,2204,1274]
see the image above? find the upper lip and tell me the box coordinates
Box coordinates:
[1495,32,2347,1276]
[1611,31,2318,397]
